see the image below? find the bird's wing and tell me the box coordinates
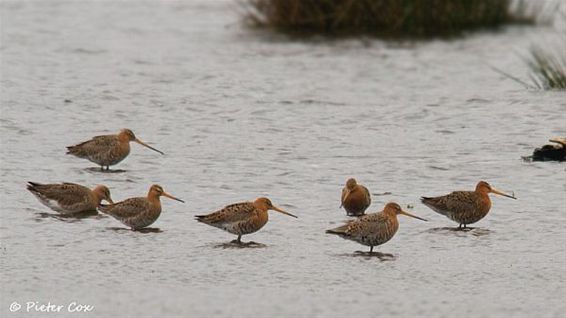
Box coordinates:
[444,191,480,214]
[340,186,348,207]
[422,191,477,215]
[99,197,149,218]
[326,219,356,236]
[359,212,390,233]
[67,135,118,155]
[196,202,256,224]
[327,213,380,236]
[362,185,371,206]
[327,212,390,238]
[27,182,90,207]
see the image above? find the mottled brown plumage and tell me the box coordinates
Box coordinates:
[67,129,164,170]
[341,178,371,216]
[421,181,516,229]
[196,197,297,243]
[99,184,183,230]
[327,202,427,252]
[27,182,113,214]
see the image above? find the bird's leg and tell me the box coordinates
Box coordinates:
[231,235,243,245]
[458,224,463,230]
[370,246,374,253]
[463,224,467,229]
[106,166,110,171]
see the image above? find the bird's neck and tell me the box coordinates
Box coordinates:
[252,201,269,211]
[382,210,399,229]
[147,194,162,207]
[480,192,492,211]
[91,190,104,204]
[257,209,269,227]
[383,209,397,219]
[117,133,130,143]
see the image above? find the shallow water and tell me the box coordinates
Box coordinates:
[1,1,566,317]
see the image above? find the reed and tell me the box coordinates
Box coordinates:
[243,0,537,37]
[527,47,566,89]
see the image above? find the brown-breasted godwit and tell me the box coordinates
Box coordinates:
[341,178,371,216]
[99,184,183,230]
[27,182,113,214]
[327,202,427,253]
[195,197,297,244]
[67,129,163,170]
[421,181,516,229]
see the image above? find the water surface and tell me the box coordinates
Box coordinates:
[1,1,565,317]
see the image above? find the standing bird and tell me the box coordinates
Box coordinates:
[27,182,113,214]
[99,184,184,230]
[327,202,427,253]
[341,178,371,216]
[67,129,164,171]
[421,181,516,229]
[195,197,297,244]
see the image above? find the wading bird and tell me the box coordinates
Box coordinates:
[99,184,183,230]
[327,202,427,253]
[27,182,113,214]
[67,129,164,171]
[195,197,297,244]
[341,178,371,216]
[421,181,516,229]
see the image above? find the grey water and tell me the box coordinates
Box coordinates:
[1,1,565,317]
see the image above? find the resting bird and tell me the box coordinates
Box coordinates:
[99,184,183,230]
[327,202,427,253]
[341,178,371,216]
[27,182,113,214]
[196,197,297,244]
[421,181,516,229]
[532,137,566,162]
[67,128,164,170]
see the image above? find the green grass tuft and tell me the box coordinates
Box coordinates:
[527,46,566,90]
[242,0,539,38]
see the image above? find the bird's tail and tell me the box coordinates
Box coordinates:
[194,215,209,223]
[420,196,447,215]
[420,196,431,203]
[326,224,350,236]
[66,141,89,155]
[26,181,42,193]
[98,203,113,213]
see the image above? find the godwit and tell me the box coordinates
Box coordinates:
[532,137,566,162]
[27,182,113,214]
[341,178,371,216]
[99,184,184,230]
[327,202,427,253]
[67,129,164,170]
[421,181,516,229]
[195,197,297,244]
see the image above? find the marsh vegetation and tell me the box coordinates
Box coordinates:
[243,0,537,37]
